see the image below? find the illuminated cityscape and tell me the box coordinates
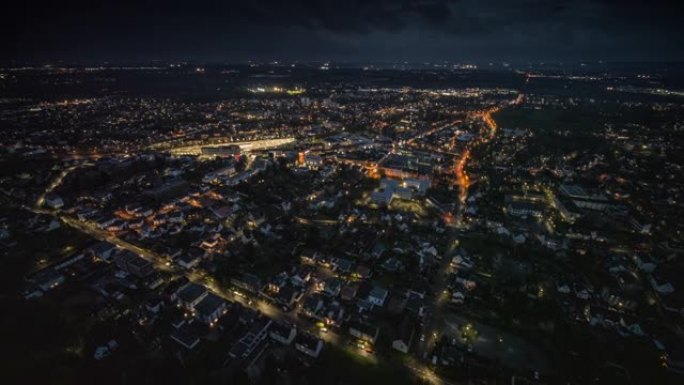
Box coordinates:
[1,1,683,385]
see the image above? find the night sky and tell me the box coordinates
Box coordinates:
[2,0,683,63]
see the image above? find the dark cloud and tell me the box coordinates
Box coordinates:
[1,0,682,63]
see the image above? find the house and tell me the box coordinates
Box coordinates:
[94,216,117,230]
[368,286,389,307]
[112,249,154,278]
[266,272,289,294]
[200,233,222,250]
[355,298,374,312]
[450,253,474,270]
[387,296,407,314]
[266,272,289,293]
[44,193,64,209]
[140,207,154,217]
[145,273,164,290]
[450,291,465,304]
[38,218,59,232]
[381,257,404,272]
[125,203,143,216]
[269,322,297,345]
[275,285,301,309]
[295,333,324,358]
[21,286,43,300]
[650,270,675,295]
[202,165,236,183]
[93,346,110,361]
[87,241,117,261]
[145,298,163,314]
[322,278,343,297]
[106,220,128,232]
[370,243,387,259]
[601,287,637,311]
[300,248,320,264]
[210,205,234,220]
[93,340,119,360]
[128,218,145,230]
[348,318,380,344]
[371,189,393,206]
[32,270,65,292]
[231,273,263,294]
[332,258,354,274]
[455,272,477,291]
[195,293,228,325]
[340,284,359,301]
[170,313,186,329]
[405,291,426,317]
[301,294,325,318]
[167,211,185,224]
[177,253,201,270]
[321,301,345,326]
[170,324,201,350]
[353,265,372,280]
[176,283,208,310]
[178,249,204,270]
[167,247,189,261]
[392,316,417,354]
[289,266,313,287]
[229,317,272,359]
[164,276,190,301]
[438,344,468,366]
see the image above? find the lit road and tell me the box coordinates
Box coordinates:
[53,211,355,357]
[402,105,515,384]
[30,167,351,355]
[59,216,176,273]
[451,96,522,225]
[405,356,459,385]
[455,149,470,207]
[406,119,463,146]
[35,162,91,209]
[415,95,522,383]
